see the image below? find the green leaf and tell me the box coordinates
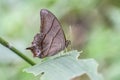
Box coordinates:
[24,50,103,80]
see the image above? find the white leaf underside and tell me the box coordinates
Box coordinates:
[24,50,103,80]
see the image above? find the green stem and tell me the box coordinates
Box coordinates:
[0,37,36,66]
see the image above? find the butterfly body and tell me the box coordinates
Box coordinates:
[27,9,70,58]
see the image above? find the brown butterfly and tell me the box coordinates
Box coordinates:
[26,9,70,58]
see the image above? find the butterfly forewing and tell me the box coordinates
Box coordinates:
[40,9,55,34]
[39,9,67,58]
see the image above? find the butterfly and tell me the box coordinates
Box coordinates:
[26,9,70,58]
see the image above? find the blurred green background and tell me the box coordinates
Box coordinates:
[0,0,120,80]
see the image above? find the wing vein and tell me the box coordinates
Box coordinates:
[40,17,55,50]
[46,28,61,56]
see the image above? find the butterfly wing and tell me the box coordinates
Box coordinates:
[26,9,70,58]
[39,9,68,58]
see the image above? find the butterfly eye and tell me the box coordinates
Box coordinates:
[36,49,41,56]
[37,50,40,53]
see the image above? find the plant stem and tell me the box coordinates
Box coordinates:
[0,37,36,66]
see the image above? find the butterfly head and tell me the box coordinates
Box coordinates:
[26,46,41,57]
